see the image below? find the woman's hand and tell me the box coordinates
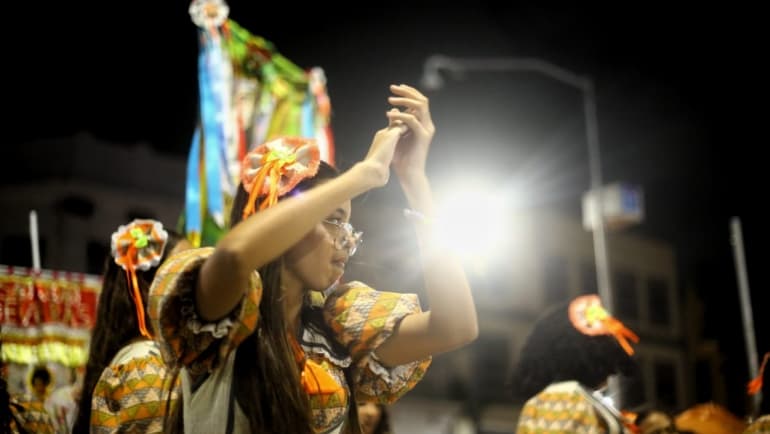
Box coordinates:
[359,124,404,188]
[386,84,435,182]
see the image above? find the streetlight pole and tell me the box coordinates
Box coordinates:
[582,79,614,315]
[421,54,618,398]
[730,217,761,418]
[421,55,614,315]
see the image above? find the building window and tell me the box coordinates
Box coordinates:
[580,262,598,294]
[1,235,47,268]
[543,255,568,304]
[647,277,671,327]
[654,360,678,410]
[613,270,638,321]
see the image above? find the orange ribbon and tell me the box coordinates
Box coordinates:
[289,335,341,395]
[117,239,152,339]
[602,316,640,356]
[242,149,297,219]
[240,138,321,219]
[747,351,769,395]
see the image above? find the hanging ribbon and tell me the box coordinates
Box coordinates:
[185,128,203,247]
[184,18,231,247]
[111,220,169,340]
[309,67,334,166]
[200,28,228,228]
[240,137,320,219]
[301,95,315,142]
[122,247,151,339]
[585,304,640,356]
[183,1,336,247]
[242,149,296,217]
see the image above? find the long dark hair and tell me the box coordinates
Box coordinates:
[508,299,637,402]
[167,161,361,433]
[72,229,185,434]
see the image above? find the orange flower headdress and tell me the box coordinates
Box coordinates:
[569,294,640,355]
[110,219,169,338]
[240,137,321,220]
[239,137,338,395]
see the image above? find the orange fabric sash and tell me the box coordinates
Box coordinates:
[289,335,341,395]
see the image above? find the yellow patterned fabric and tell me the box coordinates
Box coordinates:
[148,247,430,433]
[8,393,56,434]
[89,340,179,434]
[517,381,612,434]
[148,247,261,377]
[324,282,432,403]
[743,414,770,434]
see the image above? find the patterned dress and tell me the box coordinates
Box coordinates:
[148,247,431,433]
[743,414,770,434]
[89,340,180,433]
[8,393,56,434]
[516,381,629,434]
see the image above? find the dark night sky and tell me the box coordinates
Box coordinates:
[5,1,768,414]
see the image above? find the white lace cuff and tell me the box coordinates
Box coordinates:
[363,351,422,388]
[181,298,235,339]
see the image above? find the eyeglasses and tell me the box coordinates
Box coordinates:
[322,219,363,256]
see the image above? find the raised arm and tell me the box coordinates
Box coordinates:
[197,126,404,321]
[375,84,478,366]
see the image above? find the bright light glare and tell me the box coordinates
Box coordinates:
[432,184,510,265]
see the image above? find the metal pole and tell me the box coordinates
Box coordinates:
[582,78,620,406]
[582,80,613,315]
[30,210,41,272]
[730,217,760,418]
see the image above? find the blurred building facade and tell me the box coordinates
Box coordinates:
[0,132,186,275]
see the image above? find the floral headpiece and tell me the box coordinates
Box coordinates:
[241,137,320,219]
[568,294,640,355]
[111,219,169,338]
[189,0,229,28]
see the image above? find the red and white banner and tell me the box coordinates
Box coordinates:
[0,265,101,367]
